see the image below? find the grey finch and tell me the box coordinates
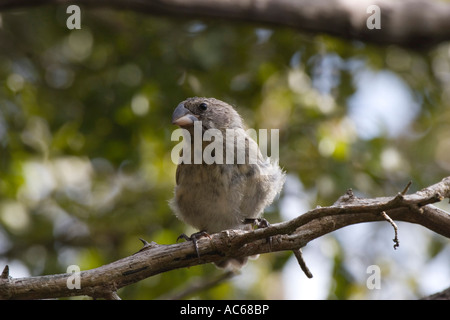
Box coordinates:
[170,97,285,268]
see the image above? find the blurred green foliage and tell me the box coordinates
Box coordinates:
[0,6,449,299]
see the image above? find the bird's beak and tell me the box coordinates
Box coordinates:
[172,103,198,126]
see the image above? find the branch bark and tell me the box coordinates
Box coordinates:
[422,286,450,300]
[0,0,450,48]
[1,177,449,300]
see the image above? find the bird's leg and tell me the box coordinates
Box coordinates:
[243,218,273,251]
[177,230,210,259]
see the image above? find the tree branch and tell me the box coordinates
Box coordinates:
[1,177,449,300]
[0,0,450,48]
[421,286,450,300]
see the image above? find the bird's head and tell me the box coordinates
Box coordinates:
[172,97,244,132]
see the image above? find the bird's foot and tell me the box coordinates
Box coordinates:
[243,218,273,251]
[244,218,270,229]
[177,230,211,259]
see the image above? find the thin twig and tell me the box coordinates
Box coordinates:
[1,265,9,279]
[401,181,412,195]
[292,249,313,278]
[102,291,122,300]
[380,211,400,250]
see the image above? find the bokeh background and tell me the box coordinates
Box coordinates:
[0,6,449,299]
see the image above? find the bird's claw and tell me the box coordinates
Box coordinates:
[177,230,210,259]
[243,218,270,228]
[243,218,273,251]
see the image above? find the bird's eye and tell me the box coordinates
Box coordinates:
[199,102,208,111]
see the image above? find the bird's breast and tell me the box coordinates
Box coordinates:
[172,163,249,232]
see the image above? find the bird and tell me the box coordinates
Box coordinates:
[169,97,285,268]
